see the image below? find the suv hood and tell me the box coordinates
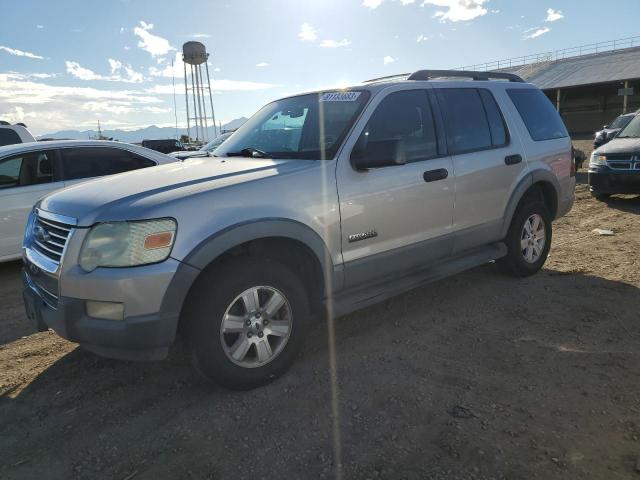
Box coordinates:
[40,157,318,226]
[596,137,640,155]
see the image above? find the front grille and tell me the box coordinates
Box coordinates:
[609,161,633,170]
[32,215,73,263]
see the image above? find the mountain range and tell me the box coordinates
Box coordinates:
[37,117,248,143]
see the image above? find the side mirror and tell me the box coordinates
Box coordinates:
[351,139,407,170]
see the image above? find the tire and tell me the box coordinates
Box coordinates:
[186,256,310,390]
[591,192,611,201]
[498,200,552,277]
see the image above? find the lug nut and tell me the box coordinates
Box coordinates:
[263,319,269,326]
[258,332,264,338]
[255,312,261,319]
[245,319,252,326]
[247,332,253,338]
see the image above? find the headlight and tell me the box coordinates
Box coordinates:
[590,152,607,167]
[79,218,176,272]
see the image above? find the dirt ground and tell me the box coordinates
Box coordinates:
[2,179,640,480]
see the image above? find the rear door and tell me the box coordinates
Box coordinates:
[60,146,157,187]
[434,86,527,253]
[0,149,62,259]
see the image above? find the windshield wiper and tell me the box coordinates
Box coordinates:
[226,147,270,158]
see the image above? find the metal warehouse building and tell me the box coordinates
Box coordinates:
[460,37,640,137]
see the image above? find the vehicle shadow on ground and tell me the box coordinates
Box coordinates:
[3,265,640,479]
[602,194,640,214]
[0,260,38,346]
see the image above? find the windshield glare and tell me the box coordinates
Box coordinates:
[214,91,370,160]
[617,114,640,138]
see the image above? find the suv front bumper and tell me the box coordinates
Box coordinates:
[23,257,199,361]
[588,168,640,195]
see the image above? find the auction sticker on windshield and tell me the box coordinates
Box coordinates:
[321,92,362,102]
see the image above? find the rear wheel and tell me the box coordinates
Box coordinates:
[498,201,552,277]
[187,257,310,390]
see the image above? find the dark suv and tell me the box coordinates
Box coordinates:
[589,112,640,199]
[594,112,636,148]
[141,139,186,154]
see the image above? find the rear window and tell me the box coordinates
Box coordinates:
[0,128,23,147]
[507,89,568,141]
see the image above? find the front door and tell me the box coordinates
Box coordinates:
[337,87,455,288]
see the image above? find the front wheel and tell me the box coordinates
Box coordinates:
[187,257,310,390]
[498,201,552,277]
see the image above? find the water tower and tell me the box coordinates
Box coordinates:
[182,41,218,143]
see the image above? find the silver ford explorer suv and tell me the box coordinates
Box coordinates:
[23,70,575,389]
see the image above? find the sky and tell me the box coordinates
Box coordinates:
[1,0,639,136]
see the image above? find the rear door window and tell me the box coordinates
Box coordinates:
[0,150,55,188]
[61,147,155,180]
[507,88,568,141]
[478,89,509,147]
[437,88,492,154]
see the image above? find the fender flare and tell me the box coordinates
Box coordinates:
[500,170,561,238]
[158,218,339,341]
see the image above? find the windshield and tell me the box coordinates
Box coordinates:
[201,132,232,152]
[609,114,634,130]
[214,91,370,160]
[616,114,640,138]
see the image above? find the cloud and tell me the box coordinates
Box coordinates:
[545,8,564,22]
[363,0,383,7]
[147,78,278,94]
[36,24,44,29]
[319,39,351,48]
[144,106,172,114]
[133,21,175,57]
[191,33,211,38]
[416,34,430,42]
[524,26,550,39]
[383,55,396,65]
[0,45,44,60]
[423,0,489,22]
[298,23,317,42]
[255,62,270,67]
[66,60,144,83]
[149,51,185,79]
[0,72,166,133]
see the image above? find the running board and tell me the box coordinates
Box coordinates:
[330,242,506,318]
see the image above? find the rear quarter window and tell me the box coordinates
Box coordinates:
[0,129,23,147]
[507,89,568,141]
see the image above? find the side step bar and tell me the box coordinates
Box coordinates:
[330,242,507,318]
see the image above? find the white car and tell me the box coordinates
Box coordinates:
[0,123,37,147]
[0,140,178,262]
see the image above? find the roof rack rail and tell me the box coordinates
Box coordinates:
[407,69,524,82]
[362,73,411,83]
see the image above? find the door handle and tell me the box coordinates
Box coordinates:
[505,154,523,165]
[423,168,449,182]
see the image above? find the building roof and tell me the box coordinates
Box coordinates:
[500,46,640,90]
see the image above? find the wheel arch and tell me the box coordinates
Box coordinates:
[501,170,560,238]
[161,219,339,342]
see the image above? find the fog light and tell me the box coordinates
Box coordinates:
[86,301,124,321]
